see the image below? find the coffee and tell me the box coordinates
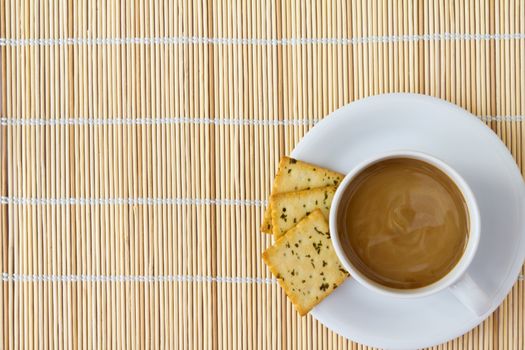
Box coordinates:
[338,158,469,289]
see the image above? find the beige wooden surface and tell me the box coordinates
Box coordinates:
[0,0,524,349]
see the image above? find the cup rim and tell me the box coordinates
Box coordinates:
[329,150,481,298]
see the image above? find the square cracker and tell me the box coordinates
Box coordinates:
[261,157,343,233]
[270,186,336,239]
[262,210,348,316]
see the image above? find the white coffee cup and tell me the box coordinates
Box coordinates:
[329,150,490,315]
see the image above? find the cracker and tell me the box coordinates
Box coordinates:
[261,157,343,233]
[262,210,348,316]
[270,186,336,239]
[261,209,274,233]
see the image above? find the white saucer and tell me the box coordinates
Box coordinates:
[291,94,525,349]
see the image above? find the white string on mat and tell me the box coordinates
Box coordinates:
[0,117,320,127]
[478,116,525,122]
[0,196,268,207]
[1,273,522,283]
[0,115,523,127]
[0,273,277,284]
[1,33,525,47]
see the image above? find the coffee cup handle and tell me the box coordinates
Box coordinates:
[449,273,491,316]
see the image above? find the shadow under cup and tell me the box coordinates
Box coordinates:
[335,156,471,291]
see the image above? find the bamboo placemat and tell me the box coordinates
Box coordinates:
[0,0,524,349]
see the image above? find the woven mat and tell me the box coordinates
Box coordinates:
[1,0,524,349]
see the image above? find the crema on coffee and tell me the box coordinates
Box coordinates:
[338,158,469,289]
